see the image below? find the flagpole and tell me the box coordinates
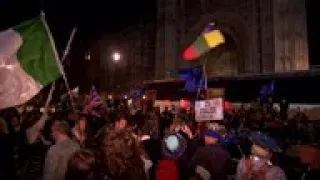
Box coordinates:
[202,56,208,100]
[60,27,77,108]
[196,57,208,100]
[203,64,208,89]
[40,11,77,109]
[61,28,77,62]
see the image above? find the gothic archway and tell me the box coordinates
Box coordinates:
[200,30,243,76]
[183,12,250,76]
[200,31,243,76]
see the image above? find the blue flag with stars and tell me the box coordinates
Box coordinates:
[178,65,207,92]
[260,80,275,98]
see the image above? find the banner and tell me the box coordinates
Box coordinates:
[195,98,224,121]
[206,88,225,99]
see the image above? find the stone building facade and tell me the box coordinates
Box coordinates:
[96,24,156,91]
[155,0,309,79]
[120,25,156,89]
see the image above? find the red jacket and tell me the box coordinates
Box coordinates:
[156,159,178,180]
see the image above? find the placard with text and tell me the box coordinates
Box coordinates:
[195,98,224,121]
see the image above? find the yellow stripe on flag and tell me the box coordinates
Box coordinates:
[203,30,225,48]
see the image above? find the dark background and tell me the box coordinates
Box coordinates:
[0,0,319,66]
[306,0,320,66]
[0,0,157,90]
[0,0,156,50]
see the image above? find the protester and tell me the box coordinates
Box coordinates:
[7,113,25,179]
[156,133,187,180]
[65,149,101,180]
[43,120,80,180]
[101,127,147,180]
[235,131,286,180]
[0,118,10,179]
[189,129,231,180]
[71,114,93,147]
[1,85,320,180]
[114,114,128,130]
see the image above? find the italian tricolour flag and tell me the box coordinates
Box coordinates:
[0,17,61,109]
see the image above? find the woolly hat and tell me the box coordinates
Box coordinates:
[162,133,187,159]
[249,131,281,153]
[203,129,220,139]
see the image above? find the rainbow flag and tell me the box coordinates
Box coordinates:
[182,23,225,61]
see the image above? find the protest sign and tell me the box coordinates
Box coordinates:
[195,98,224,121]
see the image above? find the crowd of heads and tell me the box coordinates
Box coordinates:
[0,94,320,180]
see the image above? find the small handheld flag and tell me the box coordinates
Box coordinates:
[260,80,275,98]
[83,86,103,117]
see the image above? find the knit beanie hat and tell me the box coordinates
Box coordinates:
[162,133,187,159]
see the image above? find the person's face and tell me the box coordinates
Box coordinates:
[50,123,58,140]
[204,136,218,145]
[115,119,127,130]
[78,118,87,131]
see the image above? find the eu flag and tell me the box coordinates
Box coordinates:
[260,80,275,97]
[178,65,207,92]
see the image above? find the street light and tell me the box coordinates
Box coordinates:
[111,52,121,92]
[112,52,121,62]
[142,95,146,100]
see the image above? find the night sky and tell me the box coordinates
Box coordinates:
[0,0,156,50]
[0,0,319,65]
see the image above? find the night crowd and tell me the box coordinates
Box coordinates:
[0,90,320,180]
